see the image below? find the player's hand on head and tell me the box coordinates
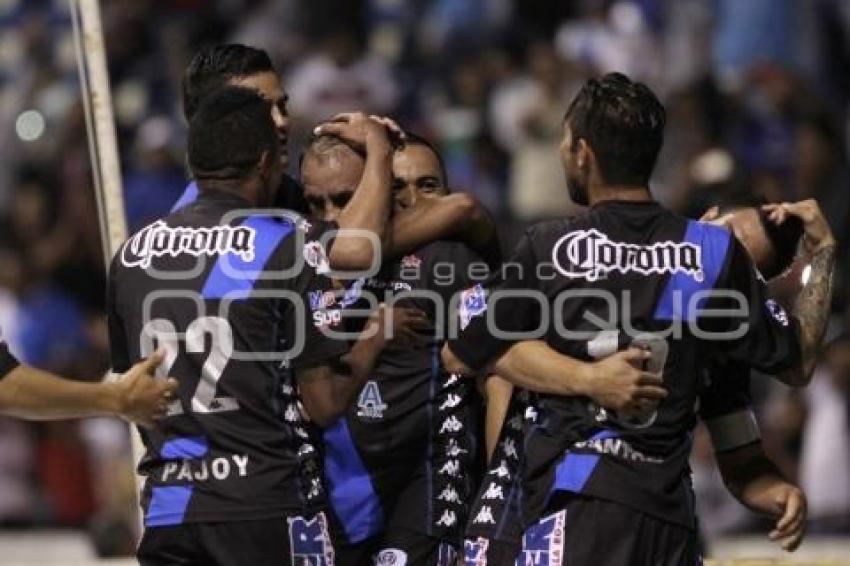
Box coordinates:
[762,199,835,255]
[313,112,392,152]
[767,484,807,552]
[368,115,405,140]
[115,349,178,427]
[586,348,667,413]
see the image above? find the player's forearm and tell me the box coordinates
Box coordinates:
[332,140,393,270]
[491,341,593,396]
[483,375,513,460]
[780,244,835,386]
[335,326,388,409]
[387,193,498,259]
[717,442,789,512]
[0,365,121,420]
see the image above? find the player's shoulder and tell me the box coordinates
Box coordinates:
[520,215,586,249]
[415,239,484,265]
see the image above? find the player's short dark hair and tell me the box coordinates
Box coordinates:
[300,133,365,170]
[564,72,666,186]
[717,196,803,279]
[398,131,448,186]
[188,86,276,182]
[182,44,275,121]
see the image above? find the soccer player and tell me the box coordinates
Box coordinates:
[0,339,174,426]
[108,87,401,566]
[174,44,500,265]
[482,198,820,556]
[442,73,832,564]
[299,131,488,565]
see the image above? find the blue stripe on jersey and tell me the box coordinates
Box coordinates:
[171,181,199,212]
[145,486,194,527]
[551,429,616,494]
[161,436,209,459]
[653,221,731,321]
[323,418,384,542]
[200,216,294,299]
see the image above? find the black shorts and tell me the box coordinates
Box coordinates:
[464,494,701,566]
[334,527,459,566]
[137,512,335,566]
[330,457,466,566]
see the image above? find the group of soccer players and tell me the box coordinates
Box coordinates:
[38,41,840,565]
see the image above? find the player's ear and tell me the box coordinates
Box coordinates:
[576,138,593,171]
[256,150,273,180]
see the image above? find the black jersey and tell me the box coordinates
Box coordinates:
[699,362,760,453]
[107,189,347,527]
[0,339,19,379]
[448,200,800,539]
[323,240,485,544]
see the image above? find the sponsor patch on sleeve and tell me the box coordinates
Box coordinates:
[459,284,487,330]
[303,241,330,274]
[765,299,789,326]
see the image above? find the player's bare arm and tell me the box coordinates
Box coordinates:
[0,350,176,427]
[297,305,428,427]
[715,441,807,552]
[389,192,499,260]
[482,375,513,460]
[314,113,394,271]
[442,341,666,413]
[763,199,836,386]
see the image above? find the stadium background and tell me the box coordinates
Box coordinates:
[0,0,848,562]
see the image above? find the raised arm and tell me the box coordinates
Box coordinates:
[763,200,836,386]
[389,193,500,261]
[314,113,394,271]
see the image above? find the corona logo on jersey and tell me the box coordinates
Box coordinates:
[552,229,703,282]
[121,220,255,269]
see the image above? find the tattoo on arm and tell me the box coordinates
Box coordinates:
[782,245,835,384]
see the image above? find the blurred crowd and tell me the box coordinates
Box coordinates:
[0,0,848,554]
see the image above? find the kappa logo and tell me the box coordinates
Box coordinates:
[121,220,255,269]
[436,509,458,527]
[438,484,461,503]
[459,284,487,330]
[288,513,334,565]
[439,459,461,477]
[518,510,566,566]
[552,229,703,282]
[357,381,388,419]
[440,415,464,434]
[472,505,496,525]
[482,482,504,501]
[439,393,462,411]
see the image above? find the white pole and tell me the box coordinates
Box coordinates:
[69,0,146,534]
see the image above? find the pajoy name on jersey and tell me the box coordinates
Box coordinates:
[122,220,255,268]
[552,229,703,282]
